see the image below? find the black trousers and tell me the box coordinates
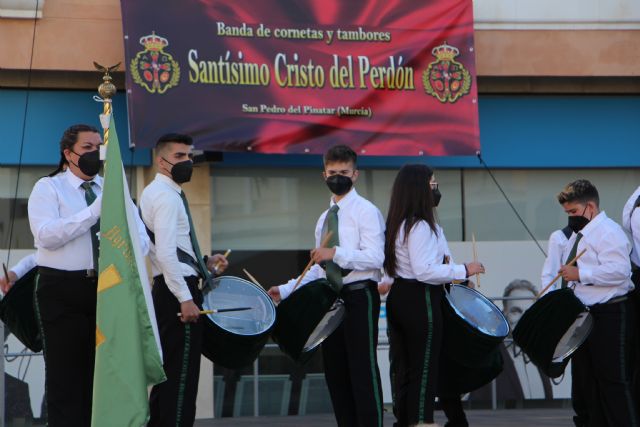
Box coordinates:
[148,275,203,427]
[35,268,98,427]
[440,396,468,427]
[387,279,443,426]
[571,296,638,427]
[322,281,384,427]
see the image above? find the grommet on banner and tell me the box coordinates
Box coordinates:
[304,148,310,153]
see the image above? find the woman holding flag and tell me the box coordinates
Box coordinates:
[27,124,150,427]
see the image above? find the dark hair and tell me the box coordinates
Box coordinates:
[384,164,438,277]
[323,145,357,167]
[557,179,599,206]
[156,133,193,155]
[49,124,100,176]
[502,279,537,311]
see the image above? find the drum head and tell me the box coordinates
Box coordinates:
[445,285,509,338]
[303,300,345,353]
[203,276,276,336]
[553,311,593,361]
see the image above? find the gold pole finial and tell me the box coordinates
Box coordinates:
[94,62,120,145]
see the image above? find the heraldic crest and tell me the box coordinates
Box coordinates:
[130,31,180,94]
[423,42,471,103]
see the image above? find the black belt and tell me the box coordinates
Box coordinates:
[341,279,376,293]
[590,294,630,308]
[605,295,629,305]
[38,266,97,279]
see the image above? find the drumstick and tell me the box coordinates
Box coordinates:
[292,231,333,292]
[213,249,232,272]
[242,268,263,287]
[176,307,252,317]
[2,263,10,284]
[537,248,587,298]
[472,232,480,288]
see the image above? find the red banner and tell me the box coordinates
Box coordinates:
[121,0,479,156]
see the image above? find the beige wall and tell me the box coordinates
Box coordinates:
[1,0,639,77]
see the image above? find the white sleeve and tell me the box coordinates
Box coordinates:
[28,179,101,251]
[333,205,385,271]
[145,192,192,303]
[540,231,566,293]
[622,187,640,232]
[10,253,37,280]
[408,222,466,284]
[579,228,632,287]
[130,197,150,256]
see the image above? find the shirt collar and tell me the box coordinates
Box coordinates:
[330,187,358,209]
[154,172,182,193]
[580,210,606,237]
[65,168,102,190]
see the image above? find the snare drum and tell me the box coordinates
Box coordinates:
[0,267,42,352]
[442,284,510,368]
[272,279,345,362]
[200,276,276,369]
[513,288,592,378]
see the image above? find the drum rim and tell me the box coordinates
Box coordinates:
[552,311,593,361]
[302,301,346,353]
[445,284,510,338]
[203,275,276,336]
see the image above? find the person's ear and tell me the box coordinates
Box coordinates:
[351,169,359,182]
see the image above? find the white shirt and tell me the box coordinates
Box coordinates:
[140,173,199,303]
[561,211,634,306]
[540,228,571,294]
[392,221,466,284]
[278,188,385,300]
[622,186,640,267]
[28,169,149,270]
[9,253,37,280]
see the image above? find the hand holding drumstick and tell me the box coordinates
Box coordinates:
[267,231,333,303]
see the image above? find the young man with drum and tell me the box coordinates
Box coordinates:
[268,145,386,427]
[557,179,638,427]
[383,164,484,427]
[140,133,228,427]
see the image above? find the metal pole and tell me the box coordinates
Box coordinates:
[1,321,5,427]
[253,358,259,417]
[491,378,497,411]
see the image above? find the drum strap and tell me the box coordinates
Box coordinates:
[139,209,202,278]
[561,232,583,288]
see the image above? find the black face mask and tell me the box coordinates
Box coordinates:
[432,188,442,207]
[71,149,101,177]
[567,206,590,233]
[326,174,353,196]
[163,158,193,184]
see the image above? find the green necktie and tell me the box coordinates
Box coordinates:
[561,232,583,289]
[324,204,342,290]
[180,191,211,282]
[81,181,100,271]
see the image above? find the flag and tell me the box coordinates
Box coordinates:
[92,114,166,427]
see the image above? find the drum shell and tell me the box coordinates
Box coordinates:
[438,346,503,395]
[200,276,276,370]
[201,318,272,369]
[0,267,42,352]
[272,279,337,362]
[512,288,587,378]
[441,287,508,368]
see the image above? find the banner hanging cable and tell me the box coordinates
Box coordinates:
[476,151,547,257]
[6,0,40,267]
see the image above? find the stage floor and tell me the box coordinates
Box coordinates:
[196,408,574,426]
